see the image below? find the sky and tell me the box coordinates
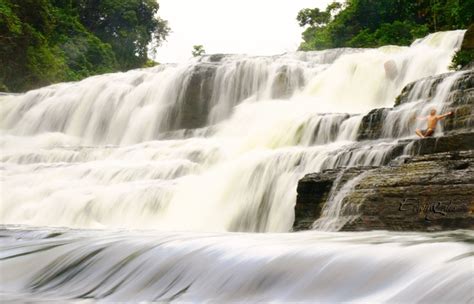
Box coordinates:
[153,0,333,63]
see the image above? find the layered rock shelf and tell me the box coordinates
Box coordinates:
[295,148,474,231]
[294,70,474,232]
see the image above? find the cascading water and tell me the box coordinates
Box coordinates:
[381,71,467,139]
[1,30,472,302]
[312,171,370,231]
[1,30,465,231]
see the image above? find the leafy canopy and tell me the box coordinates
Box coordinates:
[192,45,206,57]
[298,0,473,51]
[0,0,170,92]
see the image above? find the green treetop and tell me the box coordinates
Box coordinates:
[0,0,170,92]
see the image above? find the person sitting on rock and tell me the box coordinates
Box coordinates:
[415,108,453,138]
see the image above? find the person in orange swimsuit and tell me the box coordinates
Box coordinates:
[415,109,453,138]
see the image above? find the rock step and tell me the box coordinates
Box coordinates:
[357,71,474,141]
[395,71,474,107]
[294,133,474,232]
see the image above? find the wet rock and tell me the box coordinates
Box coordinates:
[356,108,388,140]
[459,24,474,70]
[357,71,473,140]
[343,150,474,231]
[294,149,474,232]
[462,24,474,50]
[442,87,474,134]
[295,167,375,231]
[295,170,336,231]
[298,68,474,232]
[270,66,305,99]
[168,63,217,130]
[394,71,474,107]
[208,54,227,62]
[408,132,474,155]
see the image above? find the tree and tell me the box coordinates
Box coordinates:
[74,0,170,70]
[192,45,205,57]
[297,0,472,51]
[297,8,330,27]
[296,2,344,51]
[0,0,170,92]
[0,0,67,91]
[297,2,343,27]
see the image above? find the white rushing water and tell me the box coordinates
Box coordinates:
[0,30,465,232]
[312,170,370,231]
[1,227,473,303]
[0,30,471,303]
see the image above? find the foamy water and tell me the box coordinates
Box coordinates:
[1,30,471,303]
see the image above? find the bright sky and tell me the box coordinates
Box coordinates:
[153,0,333,63]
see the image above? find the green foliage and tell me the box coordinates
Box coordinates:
[75,0,170,70]
[0,82,8,91]
[451,24,474,70]
[297,8,330,27]
[297,3,341,28]
[298,0,473,51]
[192,45,206,57]
[349,21,429,47]
[0,0,169,92]
[1,0,65,91]
[450,49,474,70]
[143,59,158,68]
[51,4,117,80]
[299,26,333,51]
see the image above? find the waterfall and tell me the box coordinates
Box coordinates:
[0,30,466,232]
[312,171,370,231]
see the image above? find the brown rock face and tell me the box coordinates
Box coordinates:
[163,63,217,131]
[294,149,474,232]
[343,150,474,231]
[461,24,474,51]
[295,167,375,231]
[356,108,388,141]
